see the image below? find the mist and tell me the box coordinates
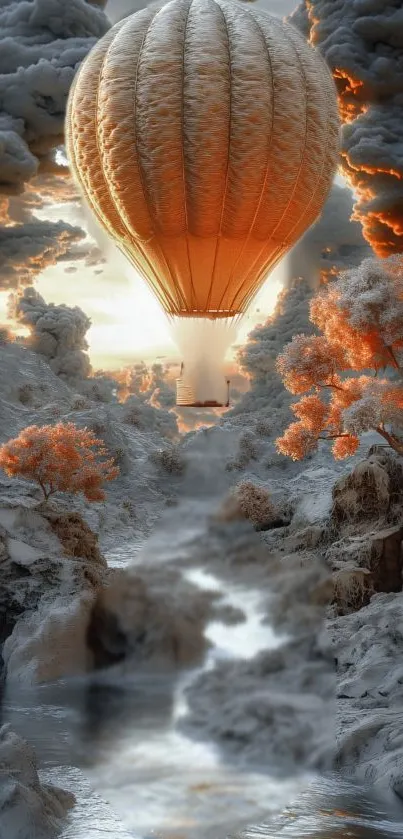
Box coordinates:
[171,317,240,406]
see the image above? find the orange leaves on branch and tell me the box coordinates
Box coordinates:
[291,395,328,432]
[310,256,403,370]
[276,334,346,394]
[276,423,319,461]
[332,435,360,460]
[0,422,118,501]
[275,256,403,461]
[311,285,392,370]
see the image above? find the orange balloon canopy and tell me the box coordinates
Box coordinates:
[66,0,340,318]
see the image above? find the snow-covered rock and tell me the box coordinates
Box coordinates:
[88,565,214,671]
[181,635,335,776]
[331,592,403,795]
[3,591,96,686]
[0,502,108,685]
[0,724,75,839]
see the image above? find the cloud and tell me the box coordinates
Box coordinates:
[105,0,150,22]
[10,285,92,382]
[290,1,403,256]
[286,2,310,36]
[0,0,109,290]
[229,279,314,422]
[0,0,108,194]
[0,218,85,289]
[288,184,371,287]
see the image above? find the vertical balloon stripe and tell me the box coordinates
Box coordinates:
[96,9,157,241]
[66,24,129,243]
[135,0,191,235]
[219,0,274,237]
[183,0,231,236]
[265,19,329,246]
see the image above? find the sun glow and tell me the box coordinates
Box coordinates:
[85,275,176,367]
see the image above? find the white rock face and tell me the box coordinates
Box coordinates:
[331,592,403,794]
[0,724,75,839]
[3,591,96,686]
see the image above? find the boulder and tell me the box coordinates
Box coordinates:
[0,724,75,839]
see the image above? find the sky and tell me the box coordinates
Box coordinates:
[1,0,300,371]
[105,0,299,22]
[0,0,329,371]
[1,0,399,376]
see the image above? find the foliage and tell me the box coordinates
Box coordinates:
[44,511,105,565]
[0,422,118,501]
[122,393,178,439]
[233,480,278,529]
[149,445,186,475]
[276,256,403,460]
[70,395,91,411]
[0,325,13,345]
[226,431,260,471]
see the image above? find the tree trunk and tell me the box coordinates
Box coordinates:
[368,526,403,594]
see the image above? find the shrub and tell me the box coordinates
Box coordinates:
[332,568,373,615]
[122,394,178,439]
[0,422,118,502]
[71,396,90,411]
[233,480,279,529]
[112,446,130,473]
[47,403,62,419]
[18,383,34,406]
[123,404,143,427]
[122,499,135,517]
[254,418,272,437]
[149,446,185,475]
[226,431,260,471]
[91,420,106,436]
[44,511,105,566]
[238,431,259,461]
[276,256,403,461]
[331,449,403,526]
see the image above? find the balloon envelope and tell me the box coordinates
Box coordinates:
[66,0,340,317]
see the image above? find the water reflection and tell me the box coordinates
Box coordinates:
[4,681,403,839]
[242,776,403,838]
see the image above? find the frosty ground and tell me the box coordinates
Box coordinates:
[1,339,403,837]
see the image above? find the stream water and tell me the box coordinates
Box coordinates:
[4,550,403,839]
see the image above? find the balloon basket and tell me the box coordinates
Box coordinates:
[176,378,229,408]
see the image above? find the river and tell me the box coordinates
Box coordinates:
[3,555,403,839]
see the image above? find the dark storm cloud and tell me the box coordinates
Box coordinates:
[0,0,109,291]
[290,0,403,256]
[0,218,85,289]
[0,0,108,194]
[10,285,92,381]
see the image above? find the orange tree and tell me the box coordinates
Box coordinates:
[0,422,118,501]
[275,256,403,460]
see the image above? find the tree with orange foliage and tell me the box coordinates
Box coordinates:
[276,256,403,460]
[0,422,118,501]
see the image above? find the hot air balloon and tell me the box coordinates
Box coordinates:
[66,0,340,407]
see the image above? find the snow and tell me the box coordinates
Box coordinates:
[1,339,403,835]
[0,724,75,839]
[7,537,42,565]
